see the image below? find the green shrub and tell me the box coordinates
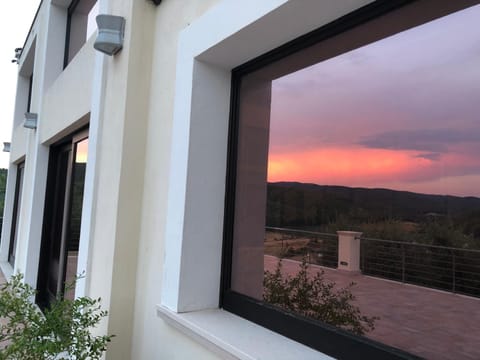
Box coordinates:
[0,274,113,360]
[264,258,378,335]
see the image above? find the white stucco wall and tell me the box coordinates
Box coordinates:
[129,2,224,358]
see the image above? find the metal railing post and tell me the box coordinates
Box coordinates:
[402,243,406,283]
[452,250,456,293]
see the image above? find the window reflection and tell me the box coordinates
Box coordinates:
[232,4,480,359]
[65,138,88,300]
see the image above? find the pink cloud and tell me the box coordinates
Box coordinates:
[267,146,480,196]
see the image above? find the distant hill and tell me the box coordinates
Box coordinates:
[266,181,480,228]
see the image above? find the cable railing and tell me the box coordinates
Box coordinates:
[265,227,338,268]
[264,226,480,298]
[360,237,480,297]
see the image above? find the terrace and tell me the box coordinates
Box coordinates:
[264,228,480,360]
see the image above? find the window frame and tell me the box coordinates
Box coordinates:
[63,0,97,69]
[8,162,25,267]
[220,0,479,358]
[36,128,89,309]
[27,75,33,113]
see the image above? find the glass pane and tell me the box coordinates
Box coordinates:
[47,149,70,300]
[67,0,98,63]
[8,163,24,266]
[64,137,88,300]
[232,4,480,359]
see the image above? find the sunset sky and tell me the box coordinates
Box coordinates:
[268,4,480,197]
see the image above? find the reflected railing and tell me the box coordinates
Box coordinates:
[360,237,480,297]
[265,227,338,268]
[265,227,480,297]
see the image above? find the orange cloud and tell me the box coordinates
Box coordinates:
[267,147,433,185]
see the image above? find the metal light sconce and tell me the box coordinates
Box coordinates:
[24,112,38,129]
[94,15,126,56]
[3,142,11,152]
[11,47,22,64]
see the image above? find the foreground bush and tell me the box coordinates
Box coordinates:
[264,258,378,335]
[0,274,113,360]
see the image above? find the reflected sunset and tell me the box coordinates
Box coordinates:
[233,3,480,359]
[268,4,480,197]
[268,147,432,184]
[75,138,89,163]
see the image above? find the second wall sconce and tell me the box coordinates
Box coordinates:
[94,15,126,56]
[24,112,38,129]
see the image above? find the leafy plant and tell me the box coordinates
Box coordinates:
[264,258,378,335]
[0,274,113,360]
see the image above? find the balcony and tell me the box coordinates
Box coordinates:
[265,227,480,360]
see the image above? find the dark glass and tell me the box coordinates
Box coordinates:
[8,162,25,266]
[230,3,480,359]
[37,132,88,308]
[65,0,98,66]
[64,138,88,300]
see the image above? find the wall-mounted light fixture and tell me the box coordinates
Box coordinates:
[24,112,38,129]
[94,15,126,56]
[3,142,11,152]
[149,0,161,5]
[11,47,22,64]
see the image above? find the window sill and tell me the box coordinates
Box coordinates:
[156,305,333,360]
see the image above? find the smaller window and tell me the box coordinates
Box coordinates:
[15,39,36,128]
[27,75,33,113]
[8,162,25,267]
[64,0,98,67]
[37,129,89,308]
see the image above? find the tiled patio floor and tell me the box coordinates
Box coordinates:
[265,255,480,360]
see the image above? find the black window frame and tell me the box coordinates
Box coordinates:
[8,162,25,267]
[220,0,479,359]
[63,0,97,69]
[36,127,89,309]
[27,74,33,113]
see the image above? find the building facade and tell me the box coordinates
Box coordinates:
[1,0,479,359]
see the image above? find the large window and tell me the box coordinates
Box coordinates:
[8,162,25,267]
[223,1,480,359]
[64,0,98,67]
[37,130,88,308]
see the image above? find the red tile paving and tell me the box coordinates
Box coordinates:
[264,255,480,360]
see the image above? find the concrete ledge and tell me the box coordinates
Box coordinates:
[156,305,332,360]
